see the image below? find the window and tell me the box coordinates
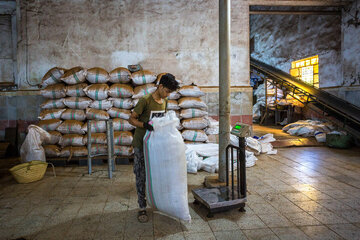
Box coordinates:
[290,55,319,88]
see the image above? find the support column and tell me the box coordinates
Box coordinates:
[218,0,231,183]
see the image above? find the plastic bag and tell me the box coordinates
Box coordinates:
[143,111,191,221]
[20,125,51,163]
[185,149,203,173]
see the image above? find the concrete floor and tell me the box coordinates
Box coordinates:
[1,132,360,239]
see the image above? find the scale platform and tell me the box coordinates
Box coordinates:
[192,186,247,218]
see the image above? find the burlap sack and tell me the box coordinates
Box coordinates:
[110,98,133,109]
[41,84,66,99]
[133,84,157,99]
[113,118,135,131]
[56,120,85,134]
[90,144,108,155]
[181,117,208,130]
[131,70,156,85]
[114,146,134,156]
[65,83,88,97]
[83,84,109,100]
[38,119,62,131]
[60,66,87,85]
[182,130,208,142]
[180,108,208,119]
[61,109,86,121]
[41,67,66,88]
[63,97,92,109]
[38,109,66,120]
[86,67,109,84]
[114,131,133,146]
[44,145,61,157]
[178,97,207,109]
[89,99,113,110]
[86,108,110,120]
[82,120,107,133]
[167,100,180,110]
[41,99,66,109]
[107,107,131,120]
[169,91,181,100]
[82,133,107,145]
[178,85,205,97]
[59,134,84,147]
[43,131,62,145]
[133,98,139,107]
[60,146,88,157]
[108,84,134,98]
[109,67,132,83]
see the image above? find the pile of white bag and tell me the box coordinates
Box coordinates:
[39,66,161,158]
[185,132,277,174]
[282,119,336,142]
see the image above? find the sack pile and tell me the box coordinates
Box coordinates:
[175,85,209,143]
[38,66,144,158]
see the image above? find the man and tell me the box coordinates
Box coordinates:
[129,73,179,223]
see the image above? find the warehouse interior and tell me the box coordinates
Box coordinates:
[1,0,360,239]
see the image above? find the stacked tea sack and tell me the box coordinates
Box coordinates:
[131,70,157,106]
[178,85,209,143]
[38,66,135,158]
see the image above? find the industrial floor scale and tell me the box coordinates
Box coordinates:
[192,123,250,218]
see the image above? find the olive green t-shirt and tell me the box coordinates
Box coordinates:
[132,94,168,149]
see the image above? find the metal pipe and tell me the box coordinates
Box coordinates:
[218,0,231,183]
[87,120,92,175]
[250,10,341,15]
[107,120,112,179]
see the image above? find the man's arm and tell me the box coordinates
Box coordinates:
[129,111,144,128]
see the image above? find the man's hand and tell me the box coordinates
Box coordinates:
[143,121,154,131]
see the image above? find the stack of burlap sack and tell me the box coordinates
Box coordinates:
[38,66,156,158]
[176,85,209,143]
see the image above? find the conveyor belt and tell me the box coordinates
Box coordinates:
[250,58,360,139]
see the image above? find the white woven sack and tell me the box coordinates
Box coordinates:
[60,146,88,157]
[20,125,51,163]
[38,109,66,120]
[107,107,131,120]
[178,97,207,109]
[167,100,180,110]
[41,99,66,109]
[109,67,132,83]
[86,108,110,120]
[168,91,181,100]
[86,67,109,84]
[40,84,66,99]
[89,100,113,110]
[43,131,62,145]
[108,84,134,98]
[83,133,107,145]
[131,70,157,85]
[182,130,208,142]
[83,84,109,100]
[61,109,86,121]
[57,120,85,134]
[59,134,84,147]
[44,145,61,157]
[114,146,134,156]
[38,119,62,131]
[178,85,205,97]
[180,108,208,119]
[82,120,107,133]
[143,111,191,221]
[114,131,133,146]
[181,117,208,130]
[63,97,92,109]
[65,83,88,97]
[60,67,87,85]
[110,98,133,109]
[132,84,157,99]
[112,118,135,131]
[41,67,65,88]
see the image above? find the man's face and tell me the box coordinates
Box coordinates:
[159,85,173,99]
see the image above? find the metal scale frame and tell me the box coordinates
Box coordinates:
[192,123,250,218]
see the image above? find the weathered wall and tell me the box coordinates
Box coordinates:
[250,13,342,88]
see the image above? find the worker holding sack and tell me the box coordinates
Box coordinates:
[129,73,179,223]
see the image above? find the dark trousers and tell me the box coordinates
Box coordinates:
[133,147,146,209]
